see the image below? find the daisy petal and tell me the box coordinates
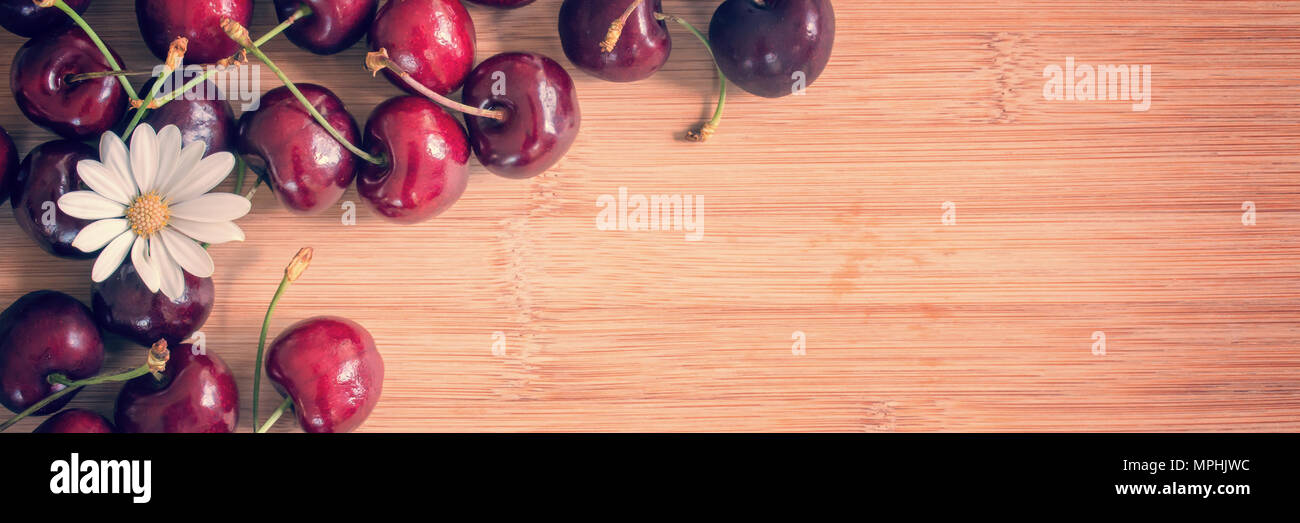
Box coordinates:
[166,151,235,203]
[153,238,187,299]
[169,192,252,223]
[131,235,161,293]
[99,131,138,198]
[71,218,130,252]
[58,191,126,220]
[91,231,135,282]
[167,218,245,244]
[129,123,159,193]
[152,125,182,194]
[159,228,214,277]
[75,160,134,204]
[158,141,206,199]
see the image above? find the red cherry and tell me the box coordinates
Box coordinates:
[275,0,379,55]
[10,26,128,140]
[135,0,254,63]
[10,140,98,259]
[0,291,104,416]
[266,316,383,433]
[357,96,470,224]
[368,0,476,96]
[114,344,239,433]
[462,52,581,179]
[33,408,115,433]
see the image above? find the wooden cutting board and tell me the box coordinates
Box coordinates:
[1,0,1297,432]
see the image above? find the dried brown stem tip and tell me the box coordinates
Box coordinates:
[686,122,717,143]
[165,37,189,71]
[220,18,254,48]
[147,339,170,378]
[286,247,313,282]
[600,0,646,53]
[366,48,393,77]
[34,0,57,8]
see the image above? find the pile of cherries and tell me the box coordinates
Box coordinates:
[0,0,834,432]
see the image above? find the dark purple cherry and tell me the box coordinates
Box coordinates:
[11,140,97,259]
[10,26,128,140]
[92,260,214,348]
[115,343,238,433]
[357,96,469,223]
[708,0,835,98]
[141,77,237,155]
[0,291,104,415]
[462,52,581,179]
[559,0,670,83]
[136,0,254,63]
[238,84,359,214]
[267,316,383,433]
[0,125,17,206]
[368,0,476,96]
[275,0,378,55]
[465,0,536,7]
[34,408,115,433]
[0,0,92,38]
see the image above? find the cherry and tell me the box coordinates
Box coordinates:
[91,260,214,348]
[114,343,238,433]
[461,52,581,179]
[357,96,469,223]
[368,0,476,96]
[33,408,115,433]
[465,0,536,8]
[266,316,383,433]
[559,0,670,83]
[9,26,129,140]
[0,290,104,416]
[708,0,835,98]
[141,77,238,155]
[10,140,97,259]
[275,0,378,55]
[238,84,360,214]
[0,125,16,207]
[135,0,254,63]
[0,0,91,38]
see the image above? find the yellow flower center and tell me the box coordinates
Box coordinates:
[126,192,170,237]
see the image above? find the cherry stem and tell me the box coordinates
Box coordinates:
[45,0,140,100]
[256,396,293,433]
[223,19,385,166]
[600,0,646,52]
[66,69,155,83]
[231,155,247,195]
[656,13,727,142]
[0,340,169,432]
[365,49,505,121]
[252,248,312,433]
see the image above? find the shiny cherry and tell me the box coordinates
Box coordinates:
[266,316,383,433]
[34,408,115,433]
[238,84,360,214]
[115,343,238,433]
[0,291,104,416]
[10,26,128,140]
[708,0,835,98]
[135,0,254,63]
[0,0,91,38]
[462,52,580,179]
[11,140,97,259]
[92,260,215,348]
[0,125,16,206]
[141,77,237,155]
[466,0,535,7]
[357,96,469,223]
[558,0,670,83]
[275,0,378,55]
[368,0,476,96]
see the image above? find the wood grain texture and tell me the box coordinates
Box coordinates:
[1,0,1298,432]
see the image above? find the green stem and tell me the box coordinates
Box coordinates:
[257,396,293,433]
[252,275,291,431]
[657,13,727,141]
[0,365,151,432]
[232,155,247,195]
[231,33,384,165]
[51,0,139,100]
[121,66,174,140]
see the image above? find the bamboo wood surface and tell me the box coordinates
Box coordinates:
[1,0,1298,432]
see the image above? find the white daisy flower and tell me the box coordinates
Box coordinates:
[58,123,250,300]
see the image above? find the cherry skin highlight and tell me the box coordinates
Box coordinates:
[10,27,128,140]
[34,408,115,433]
[462,52,581,179]
[114,343,239,433]
[558,0,670,83]
[11,140,97,259]
[238,84,360,215]
[357,96,470,224]
[0,291,104,416]
[368,0,476,95]
[266,316,383,433]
